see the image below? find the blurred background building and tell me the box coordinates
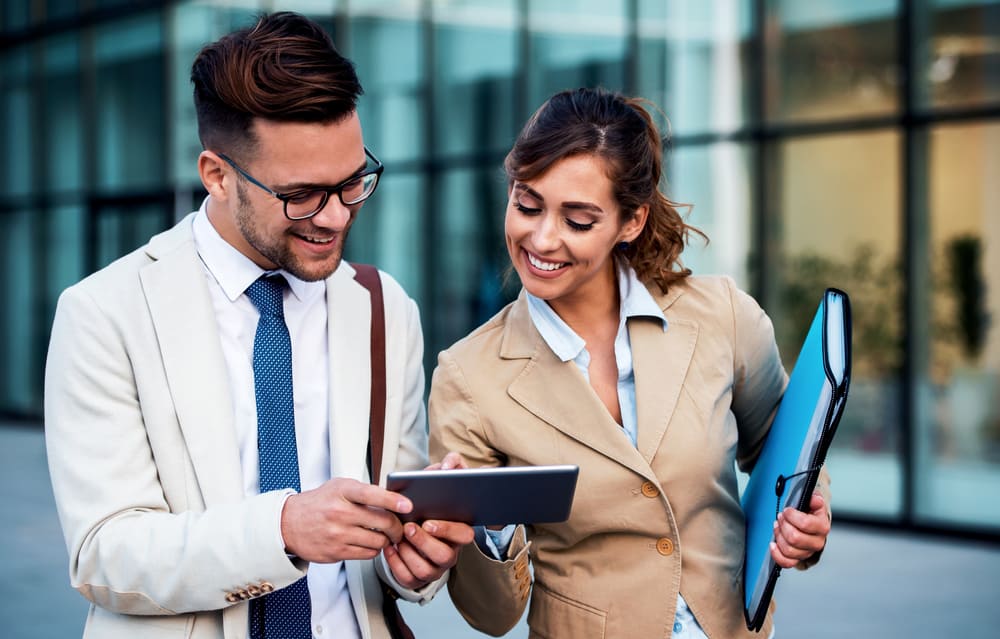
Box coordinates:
[1,0,998,540]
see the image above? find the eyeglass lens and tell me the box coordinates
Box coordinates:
[285,172,379,219]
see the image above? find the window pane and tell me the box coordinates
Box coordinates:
[527,0,628,108]
[44,33,82,193]
[669,143,753,287]
[915,122,1000,528]
[766,0,900,123]
[432,166,511,356]
[914,0,1000,110]
[1,46,34,198]
[638,0,753,136]
[349,1,425,164]
[433,1,519,157]
[771,130,903,517]
[345,172,426,308]
[0,209,40,413]
[94,13,165,191]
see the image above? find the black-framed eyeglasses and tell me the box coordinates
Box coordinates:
[218,147,384,221]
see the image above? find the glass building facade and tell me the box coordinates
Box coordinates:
[2,0,998,537]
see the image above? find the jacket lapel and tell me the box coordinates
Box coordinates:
[633,283,697,464]
[326,263,372,483]
[140,216,243,506]
[503,294,651,475]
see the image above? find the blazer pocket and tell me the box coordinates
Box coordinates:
[528,583,606,639]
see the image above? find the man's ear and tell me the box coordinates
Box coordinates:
[198,151,231,202]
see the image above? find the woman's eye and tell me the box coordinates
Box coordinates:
[514,201,542,214]
[566,218,595,232]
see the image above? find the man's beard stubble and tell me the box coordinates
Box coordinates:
[234,181,347,282]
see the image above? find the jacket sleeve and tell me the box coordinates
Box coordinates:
[43,284,306,616]
[725,278,832,569]
[427,349,531,635]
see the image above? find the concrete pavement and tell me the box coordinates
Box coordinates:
[4,423,999,638]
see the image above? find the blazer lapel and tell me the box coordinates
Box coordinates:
[140,217,243,506]
[633,284,698,464]
[503,294,650,475]
[326,263,372,483]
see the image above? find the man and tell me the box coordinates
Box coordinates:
[44,12,472,639]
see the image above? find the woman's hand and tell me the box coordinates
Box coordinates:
[769,491,831,569]
[382,451,475,589]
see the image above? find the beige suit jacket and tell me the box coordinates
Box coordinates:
[429,275,830,639]
[44,214,437,639]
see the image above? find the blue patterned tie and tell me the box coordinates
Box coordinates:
[245,275,312,639]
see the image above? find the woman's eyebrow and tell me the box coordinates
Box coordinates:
[514,183,544,201]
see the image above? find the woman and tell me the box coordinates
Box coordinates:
[428,88,830,639]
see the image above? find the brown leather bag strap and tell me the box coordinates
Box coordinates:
[351,263,387,483]
[351,263,416,639]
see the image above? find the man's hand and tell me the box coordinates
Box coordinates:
[770,491,831,569]
[382,451,476,589]
[280,477,413,563]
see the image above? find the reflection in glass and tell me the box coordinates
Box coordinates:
[0,209,39,412]
[915,122,1000,527]
[766,0,899,122]
[349,1,425,163]
[346,171,425,308]
[94,13,165,191]
[637,0,753,136]
[914,0,1000,110]
[44,33,83,193]
[668,143,752,287]
[1,46,33,198]
[771,130,902,517]
[434,167,511,356]
[433,1,518,157]
[527,0,628,108]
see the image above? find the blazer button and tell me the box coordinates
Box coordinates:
[260,582,275,594]
[247,584,262,598]
[641,481,659,498]
[225,592,240,604]
[656,538,674,556]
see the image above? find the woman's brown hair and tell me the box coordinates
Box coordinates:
[504,87,705,293]
[190,11,362,159]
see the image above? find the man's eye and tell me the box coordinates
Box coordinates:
[286,191,318,204]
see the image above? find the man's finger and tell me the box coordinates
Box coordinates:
[342,480,413,514]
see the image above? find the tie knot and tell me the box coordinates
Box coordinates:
[245,275,286,318]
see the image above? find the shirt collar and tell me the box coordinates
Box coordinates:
[191,196,324,304]
[526,261,668,363]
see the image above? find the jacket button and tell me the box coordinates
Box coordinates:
[656,538,674,556]
[260,582,274,594]
[225,593,240,603]
[641,481,659,498]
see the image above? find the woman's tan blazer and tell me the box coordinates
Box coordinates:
[429,275,830,639]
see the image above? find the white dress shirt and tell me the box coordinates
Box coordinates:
[192,199,360,639]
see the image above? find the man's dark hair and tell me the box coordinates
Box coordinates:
[191,11,363,159]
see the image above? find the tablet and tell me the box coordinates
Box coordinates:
[386,465,579,527]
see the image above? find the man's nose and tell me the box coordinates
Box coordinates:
[309,194,352,229]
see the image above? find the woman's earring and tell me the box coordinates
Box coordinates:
[617,241,630,252]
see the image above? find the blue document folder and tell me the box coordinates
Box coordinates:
[741,288,852,631]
